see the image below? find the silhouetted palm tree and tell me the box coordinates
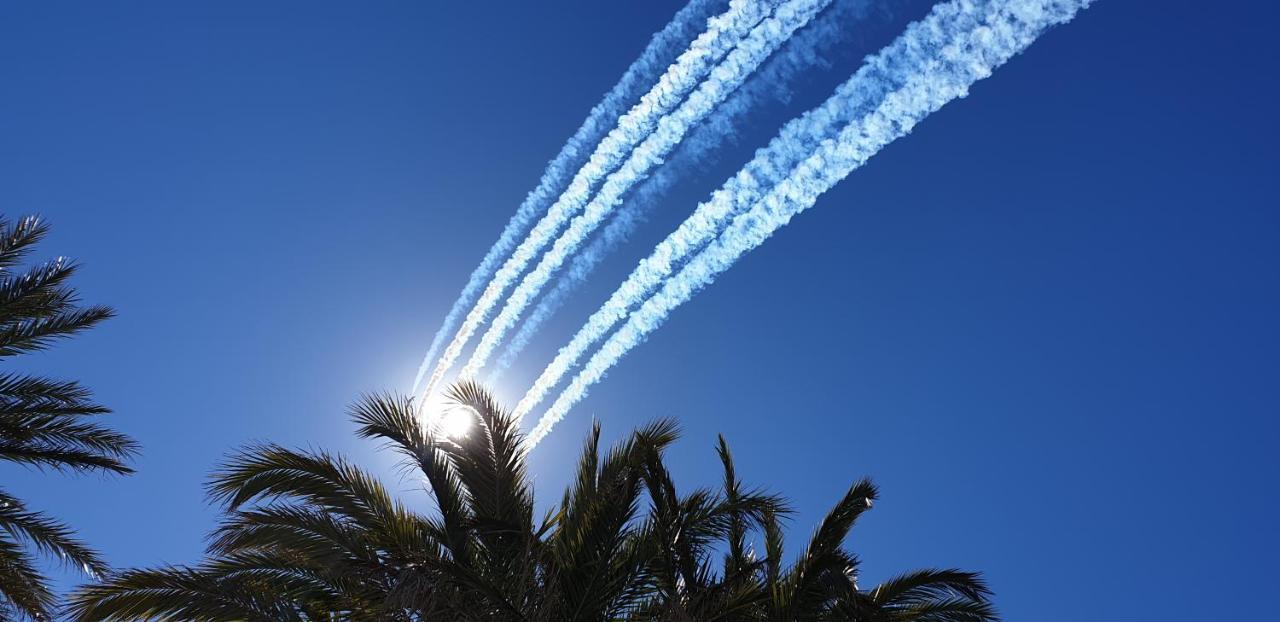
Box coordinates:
[69,382,994,621]
[0,216,139,620]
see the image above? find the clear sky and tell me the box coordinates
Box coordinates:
[1,1,1277,619]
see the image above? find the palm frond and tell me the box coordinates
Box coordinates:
[0,533,55,620]
[0,389,138,473]
[441,381,532,526]
[206,444,403,535]
[0,214,133,619]
[716,435,748,580]
[0,489,108,578]
[0,373,95,403]
[0,217,49,272]
[0,441,135,474]
[348,394,472,560]
[0,303,114,359]
[548,420,670,621]
[870,569,997,621]
[66,565,308,622]
[70,384,998,621]
[208,504,376,565]
[0,256,78,322]
[774,479,876,620]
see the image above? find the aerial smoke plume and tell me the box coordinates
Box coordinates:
[419,0,780,405]
[524,0,1095,443]
[461,0,836,381]
[490,0,873,382]
[409,0,726,395]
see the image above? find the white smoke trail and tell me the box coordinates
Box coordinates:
[461,0,835,381]
[489,0,873,383]
[409,0,726,394]
[512,0,984,421]
[526,0,1096,443]
[420,0,781,406]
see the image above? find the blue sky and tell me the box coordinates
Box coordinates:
[1,1,1277,619]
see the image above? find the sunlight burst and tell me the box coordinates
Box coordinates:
[437,405,475,439]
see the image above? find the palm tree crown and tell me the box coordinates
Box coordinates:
[70,381,994,621]
[0,215,139,620]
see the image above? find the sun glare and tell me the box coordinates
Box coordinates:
[436,405,475,440]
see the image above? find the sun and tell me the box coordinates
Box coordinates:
[418,392,473,439]
[436,405,475,440]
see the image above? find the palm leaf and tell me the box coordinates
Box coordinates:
[65,565,309,622]
[0,216,53,272]
[0,489,108,578]
[0,214,135,618]
[0,533,55,619]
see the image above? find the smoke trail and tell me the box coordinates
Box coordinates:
[489,0,873,383]
[409,0,727,394]
[420,0,782,406]
[461,0,835,381]
[512,0,986,421]
[526,0,1096,443]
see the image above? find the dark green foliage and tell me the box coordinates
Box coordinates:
[69,381,994,621]
[0,216,138,620]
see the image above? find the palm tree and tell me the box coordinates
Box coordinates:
[69,382,995,621]
[0,215,139,620]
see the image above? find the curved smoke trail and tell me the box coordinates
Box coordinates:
[511,0,983,421]
[461,0,835,381]
[410,0,725,394]
[489,0,873,383]
[526,0,1096,442]
[420,0,780,405]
